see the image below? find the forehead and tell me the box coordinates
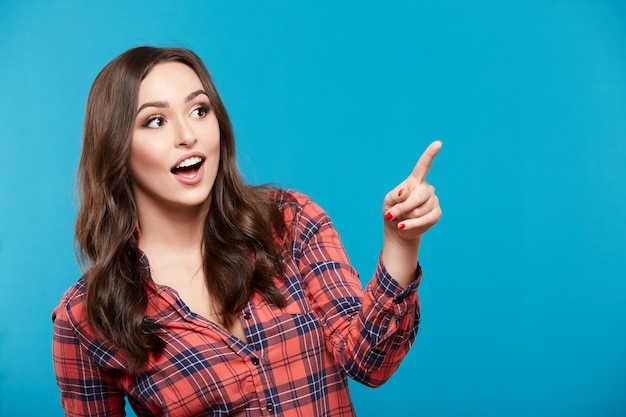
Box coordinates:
[138,62,203,102]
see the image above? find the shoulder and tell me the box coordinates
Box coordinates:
[269,188,309,207]
[269,189,335,246]
[52,277,94,338]
[52,277,86,323]
[270,189,327,220]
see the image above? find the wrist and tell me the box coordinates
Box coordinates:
[382,231,421,287]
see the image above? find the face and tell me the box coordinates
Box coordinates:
[129,62,220,217]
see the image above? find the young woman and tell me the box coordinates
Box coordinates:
[52,46,442,417]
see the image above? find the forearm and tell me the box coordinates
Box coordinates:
[381,230,421,288]
[336,257,421,387]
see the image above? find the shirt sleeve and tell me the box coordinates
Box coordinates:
[291,194,421,387]
[52,297,127,417]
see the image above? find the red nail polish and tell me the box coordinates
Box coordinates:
[384,212,393,221]
[398,189,403,197]
[399,223,406,230]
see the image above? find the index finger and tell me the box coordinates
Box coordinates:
[411,140,442,183]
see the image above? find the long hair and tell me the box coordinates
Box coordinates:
[75,47,289,373]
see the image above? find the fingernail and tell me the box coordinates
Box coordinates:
[398,189,404,197]
[384,212,393,221]
[399,223,406,230]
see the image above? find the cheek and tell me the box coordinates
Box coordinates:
[204,122,221,163]
[129,138,164,172]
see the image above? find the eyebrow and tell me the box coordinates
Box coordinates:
[136,89,208,115]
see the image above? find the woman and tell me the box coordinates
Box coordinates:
[52,46,442,417]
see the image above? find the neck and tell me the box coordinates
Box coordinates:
[137,202,207,257]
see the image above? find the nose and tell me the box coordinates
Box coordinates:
[174,117,197,147]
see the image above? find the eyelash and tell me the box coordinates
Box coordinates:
[192,105,210,118]
[141,104,211,129]
[142,115,165,128]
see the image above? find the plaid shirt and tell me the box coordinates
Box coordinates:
[53,191,421,417]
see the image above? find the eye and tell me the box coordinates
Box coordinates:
[143,115,166,129]
[191,105,209,119]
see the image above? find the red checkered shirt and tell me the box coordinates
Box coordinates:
[52,191,421,416]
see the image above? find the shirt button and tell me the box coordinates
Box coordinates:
[251,357,260,366]
[243,311,252,320]
[267,402,274,412]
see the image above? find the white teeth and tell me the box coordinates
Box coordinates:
[175,156,202,169]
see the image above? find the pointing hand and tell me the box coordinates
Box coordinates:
[382,140,442,241]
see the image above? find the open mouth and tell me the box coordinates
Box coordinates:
[171,156,204,175]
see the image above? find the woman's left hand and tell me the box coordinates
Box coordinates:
[382,140,443,242]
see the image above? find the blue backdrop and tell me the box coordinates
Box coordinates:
[1,1,625,416]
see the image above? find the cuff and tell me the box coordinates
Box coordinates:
[374,253,421,312]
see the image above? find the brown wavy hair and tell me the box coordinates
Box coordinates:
[75,46,289,373]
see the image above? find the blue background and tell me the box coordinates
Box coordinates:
[1,1,625,416]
